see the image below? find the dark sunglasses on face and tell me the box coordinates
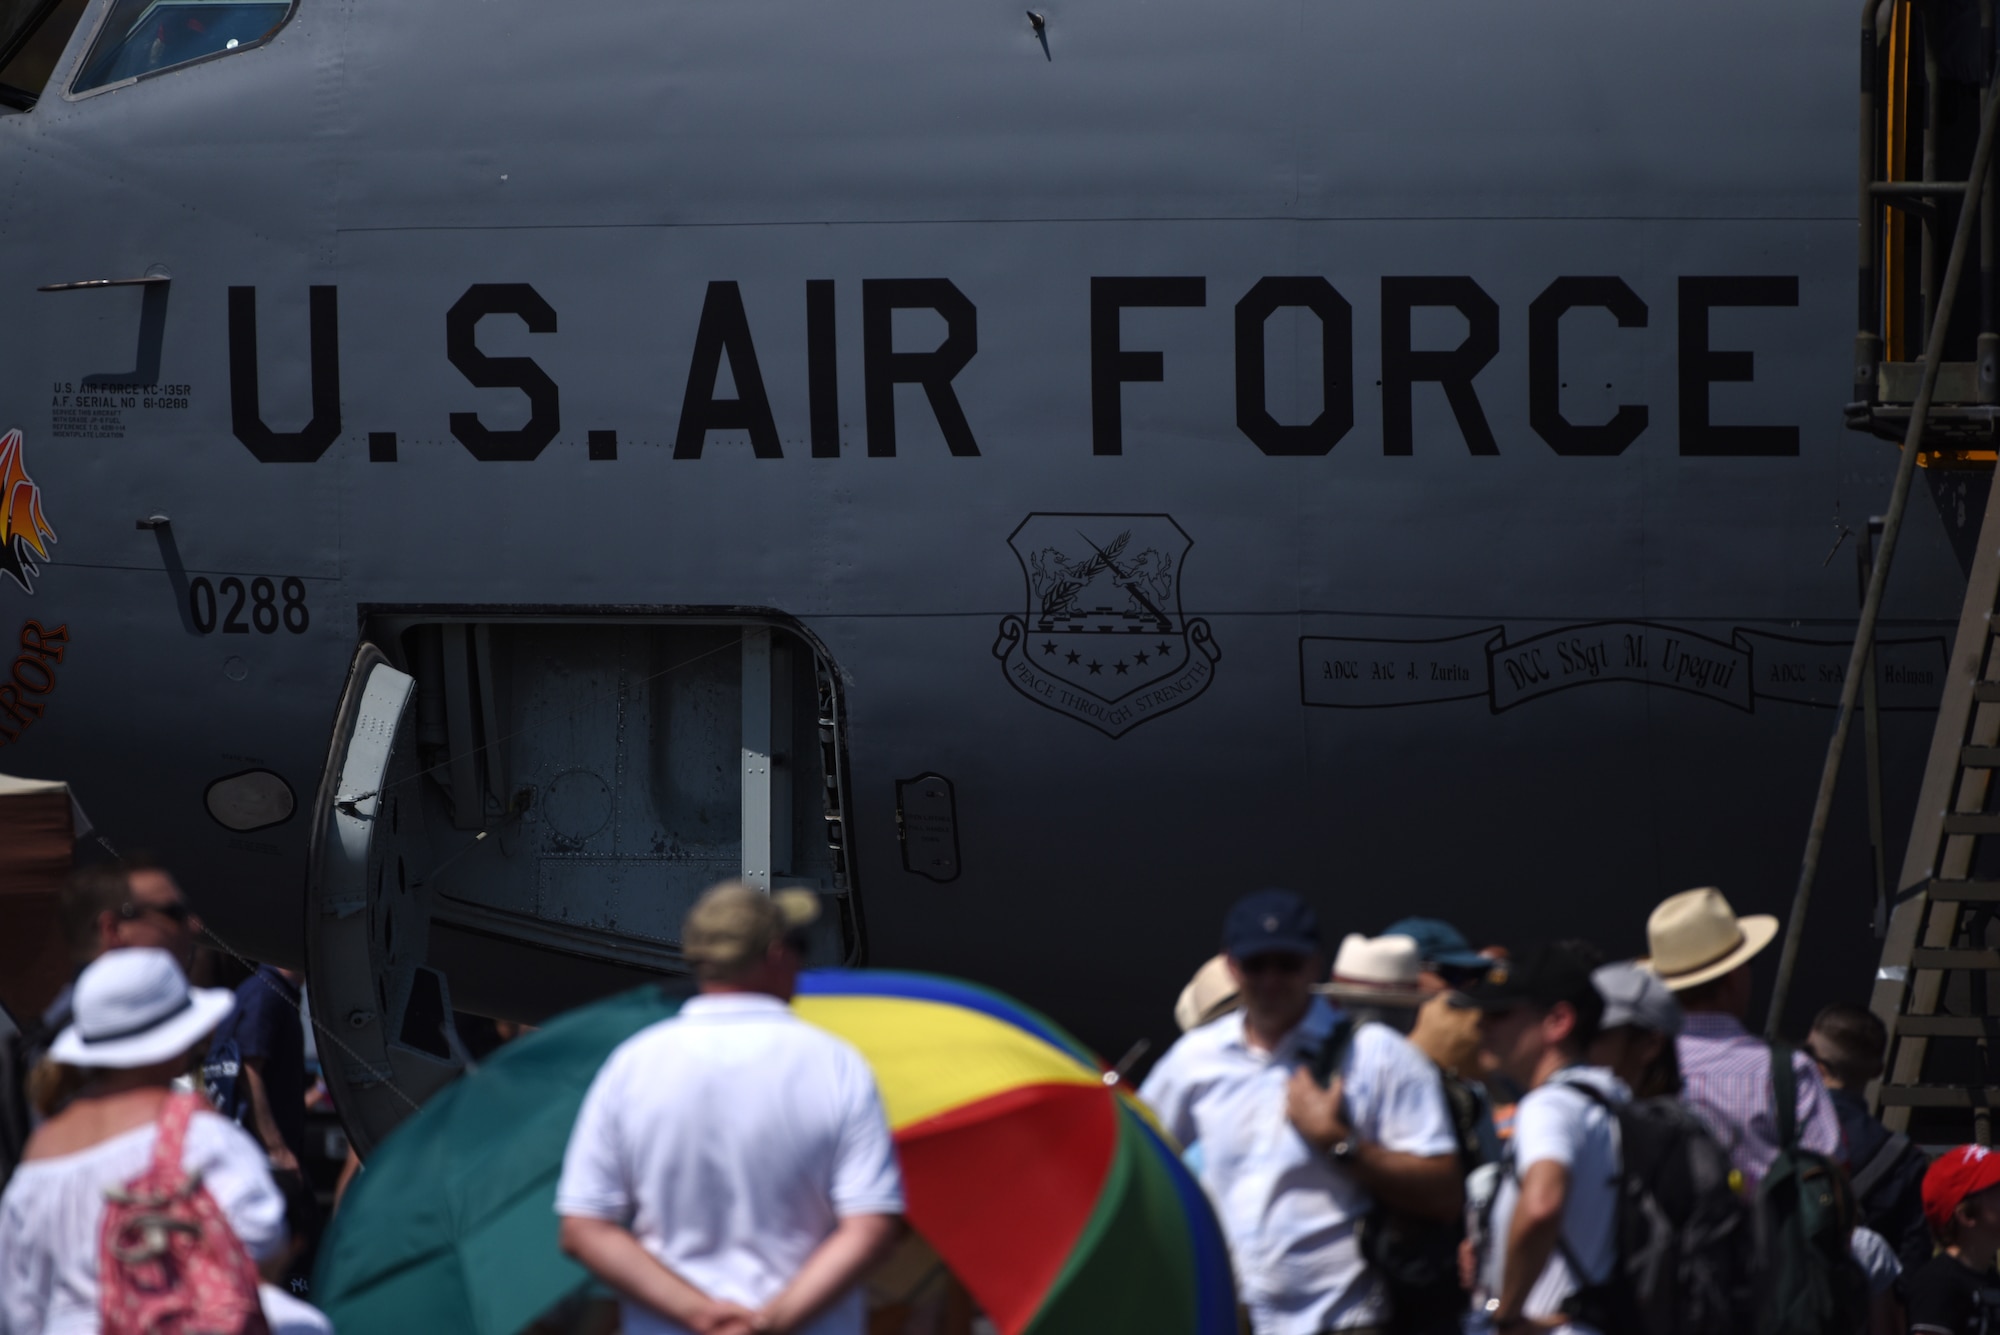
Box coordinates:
[121,899,193,925]
[1237,953,1310,976]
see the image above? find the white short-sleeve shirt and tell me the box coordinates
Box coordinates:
[1482,1066,1628,1335]
[555,993,905,1335]
[0,1111,286,1335]
[1138,1000,1458,1335]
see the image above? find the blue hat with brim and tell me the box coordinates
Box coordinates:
[1382,916,1489,972]
[1224,888,1321,959]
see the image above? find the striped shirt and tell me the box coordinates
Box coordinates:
[1677,1012,1845,1188]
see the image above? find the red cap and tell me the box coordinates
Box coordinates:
[1922,1145,2000,1236]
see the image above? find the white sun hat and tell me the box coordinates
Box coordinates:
[49,947,236,1069]
[1173,954,1242,1032]
[1317,933,1430,1008]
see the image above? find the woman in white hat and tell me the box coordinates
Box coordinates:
[0,947,287,1334]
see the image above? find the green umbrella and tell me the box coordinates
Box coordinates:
[313,984,685,1334]
[314,973,1233,1335]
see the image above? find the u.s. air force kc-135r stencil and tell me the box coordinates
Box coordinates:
[1301,622,1949,714]
[994,514,1221,738]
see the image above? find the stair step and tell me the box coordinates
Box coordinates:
[1964,747,2000,768]
[1942,812,2000,835]
[1911,947,2000,970]
[1894,1015,2000,1038]
[1877,1085,2000,1108]
[1973,683,2000,703]
[1924,880,2000,903]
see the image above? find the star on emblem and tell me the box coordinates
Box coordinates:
[1133,650,1150,665]
[1156,641,1173,655]
[1086,660,1102,675]
[1114,660,1129,674]
[1042,640,1057,655]
[1065,650,1081,665]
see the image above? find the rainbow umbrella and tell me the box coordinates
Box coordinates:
[794,971,1234,1335]
[314,970,1234,1335]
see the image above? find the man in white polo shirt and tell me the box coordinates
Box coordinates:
[1140,890,1460,1335]
[556,882,905,1335]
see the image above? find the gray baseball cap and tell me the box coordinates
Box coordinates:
[1593,961,1683,1035]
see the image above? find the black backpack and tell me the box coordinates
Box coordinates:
[1752,1047,1867,1335]
[1552,1082,1754,1335]
[1307,1017,1469,1333]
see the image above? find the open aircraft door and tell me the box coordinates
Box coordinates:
[305,643,464,1156]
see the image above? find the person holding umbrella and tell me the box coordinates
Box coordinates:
[555,882,905,1335]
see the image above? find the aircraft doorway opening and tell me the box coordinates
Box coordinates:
[305,613,859,1153]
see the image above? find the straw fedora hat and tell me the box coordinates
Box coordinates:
[1317,933,1430,1008]
[1174,954,1241,1032]
[1638,887,1779,992]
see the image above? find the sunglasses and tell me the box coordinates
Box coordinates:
[120,899,193,925]
[1236,953,1312,976]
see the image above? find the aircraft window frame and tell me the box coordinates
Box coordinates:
[64,0,297,100]
[0,0,88,108]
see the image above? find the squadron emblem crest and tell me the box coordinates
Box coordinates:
[993,513,1220,738]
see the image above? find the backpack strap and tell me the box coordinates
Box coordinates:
[1768,1043,1800,1153]
[1549,1079,1622,1287]
[1306,1013,1358,1090]
[1504,1076,1621,1290]
[1848,1130,1913,1201]
[150,1091,200,1177]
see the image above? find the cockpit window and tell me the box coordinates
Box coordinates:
[0,0,89,107]
[71,0,289,93]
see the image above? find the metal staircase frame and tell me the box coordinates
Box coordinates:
[1848,0,1999,457]
[1767,9,2000,1138]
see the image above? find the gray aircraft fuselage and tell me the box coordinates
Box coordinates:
[0,0,1969,1141]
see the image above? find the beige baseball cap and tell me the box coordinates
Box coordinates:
[682,881,822,968]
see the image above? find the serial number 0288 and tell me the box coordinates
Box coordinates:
[189,576,309,635]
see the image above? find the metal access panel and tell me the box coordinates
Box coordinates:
[359,613,857,972]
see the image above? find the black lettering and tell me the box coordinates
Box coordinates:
[1234,277,1353,456]
[675,281,781,459]
[807,280,840,458]
[861,278,979,457]
[1090,277,1207,456]
[1528,277,1650,457]
[447,283,561,463]
[1380,277,1500,456]
[228,286,341,464]
[1677,276,1799,457]
[367,432,397,463]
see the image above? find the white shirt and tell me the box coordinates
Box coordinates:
[1850,1225,1901,1298]
[1482,1066,1628,1335]
[0,1112,286,1335]
[1139,1000,1457,1334]
[555,994,905,1335]
[260,1285,335,1335]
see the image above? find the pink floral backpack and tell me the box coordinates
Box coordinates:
[99,1092,272,1335]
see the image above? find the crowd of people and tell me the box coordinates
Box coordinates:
[1140,885,2000,1335]
[4,860,2000,1335]
[0,861,330,1335]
